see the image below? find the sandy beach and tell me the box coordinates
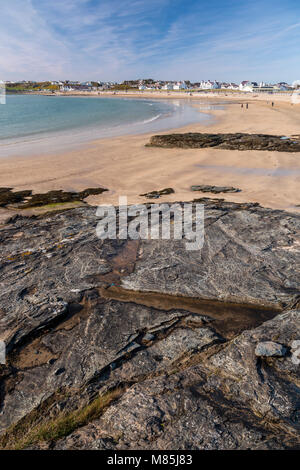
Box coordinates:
[0,92,300,213]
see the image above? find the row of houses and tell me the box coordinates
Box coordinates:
[4,79,298,93]
[139,80,227,91]
[138,81,188,90]
[138,80,294,92]
[238,81,292,92]
[58,81,117,92]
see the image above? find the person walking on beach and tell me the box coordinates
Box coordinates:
[241,103,243,108]
[272,102,274,107]
[246,103,249,109]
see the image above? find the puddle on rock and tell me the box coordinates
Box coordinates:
[98,240,140,285]
[100,286,282,338]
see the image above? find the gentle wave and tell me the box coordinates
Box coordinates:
[140,114,161,124]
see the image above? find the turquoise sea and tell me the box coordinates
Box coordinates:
[0,95,211,156]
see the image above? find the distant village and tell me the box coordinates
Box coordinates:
[3,78,300,93]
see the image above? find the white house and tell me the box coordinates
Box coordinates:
[60,86,74,92]
[239,81,258,92]
[162,83,174,90]
[225,83,239,90]
[239,81,253,91]
[200,80,220,90]
[173,81,188,90]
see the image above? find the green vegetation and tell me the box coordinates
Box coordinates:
[0,387,124,450]
[37,201,82,209]
[6,82,59,93]
[110,83,138,91]
[140,78,155,85]
[28,201,84,212]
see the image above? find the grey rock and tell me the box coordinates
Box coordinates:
[255,341,287,357]
[53,364,294,450]
[0,200,299,450]
[205,310,300,431]
[142,333,155,342]
[122,202,300,310]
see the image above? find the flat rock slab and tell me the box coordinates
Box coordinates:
[122,201,300,309]
[0,208,16,226]
[205,309,300,432]
[147,133,300,152]
[0,200,299,449]
[191,185,241,193]
[54,374,288,450]
[53,310,300,450]
[0,297,214,434]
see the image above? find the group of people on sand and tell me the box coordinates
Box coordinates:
[241,101,274,109]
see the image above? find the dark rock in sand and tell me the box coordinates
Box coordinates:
[191,185,241,193]
[0,200,299,450]
[0,187,108,209]
[147,133,300,152]
[140,188,175,199]
[0,188,32,207]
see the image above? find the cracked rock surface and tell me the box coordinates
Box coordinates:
[122,200,300,308]
[0,200,299,449]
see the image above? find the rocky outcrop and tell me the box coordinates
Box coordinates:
[0,187,108,209]
[140,188,175,199]
[147,133,300,152]
[0,188,32,207]
[0,200,299,450]
[191,185,241,193]
[122,200,300,309]
[54,310,300,450]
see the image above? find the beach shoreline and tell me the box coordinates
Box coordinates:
[0,94,300,214]
[23,88,297,103]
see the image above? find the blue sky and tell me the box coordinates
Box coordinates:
[0,0,300,83]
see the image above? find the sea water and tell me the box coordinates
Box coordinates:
[0,95,212,157]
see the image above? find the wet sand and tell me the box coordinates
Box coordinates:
[0,94,300,212]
